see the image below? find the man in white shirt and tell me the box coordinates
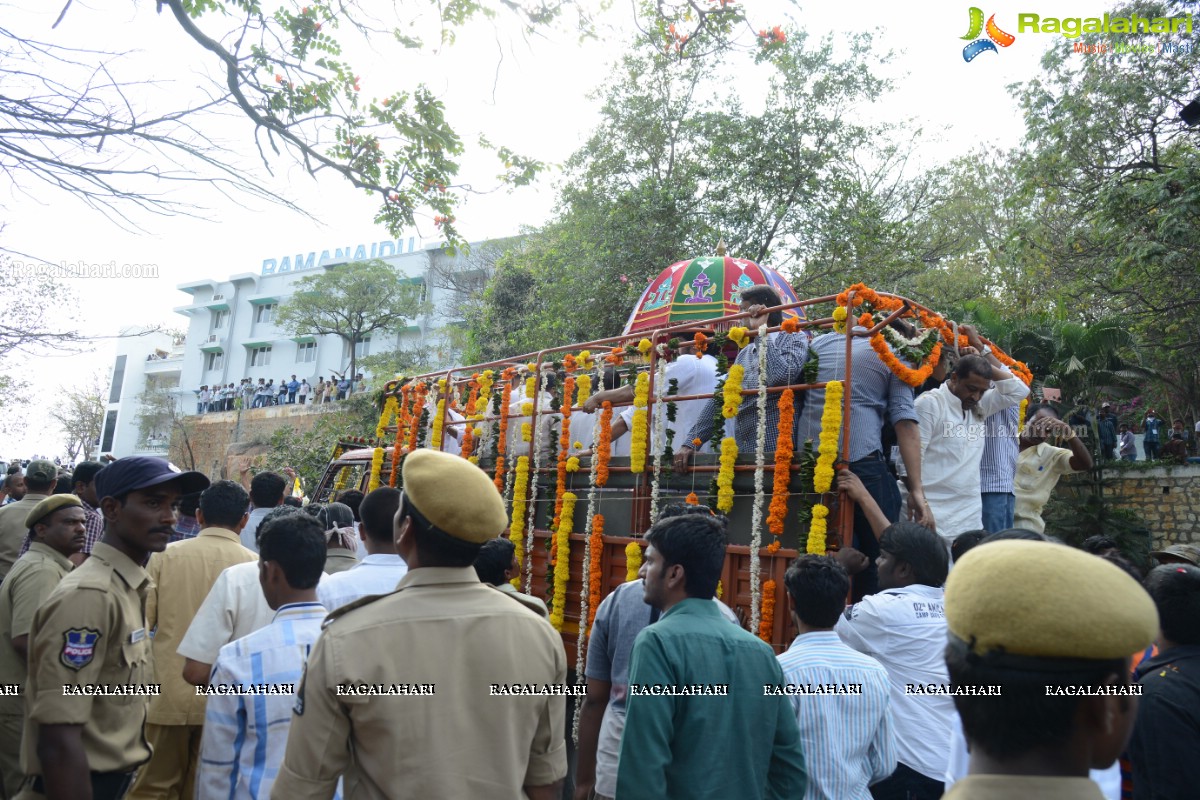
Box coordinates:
[836,518,953,800]
[318,487,407,611]
[196,513,333,800]
[179,507,326,687]
[506,370,561,461]
[915,324,1029,540]
[240,471,287,552]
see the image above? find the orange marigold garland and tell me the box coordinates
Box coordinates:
[766,388,795,548]
[758,579,776,643]
[596,401,614,487]
[694,331,707,359]
[685,492,700,505]
[389,383,412,487]
[493,368,515,490]
[587,514,604,631]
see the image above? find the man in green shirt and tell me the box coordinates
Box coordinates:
[616,514,807,800]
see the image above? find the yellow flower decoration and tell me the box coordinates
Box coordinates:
[637,338,653,355]
[728,327,750,348]
[807,502,829,554]
[550,492,576,630]
[831,305,849,335]
[722,364,746,419]
[575,374,592,407]
[525,375,536,399]
[1018,398,1029,431]
[625,541,643,582]
[629,372,650,474]
[717,436,738,512]
[813,380,843,493]
[521,422,532,442]
[431,398,447,450]
[510,456,531,588]
[565,456,581,473]
[375,395,399,439]
[521,401,534,416]
[367,447,384,492]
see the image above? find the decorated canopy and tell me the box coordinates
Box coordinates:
[623,255,804,335]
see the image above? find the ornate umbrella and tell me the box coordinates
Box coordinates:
[623,250,804,335]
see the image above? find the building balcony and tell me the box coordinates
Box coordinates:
[199,333,227,352]
[144,354,184,375]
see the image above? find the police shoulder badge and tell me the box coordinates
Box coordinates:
[61,628,102,670]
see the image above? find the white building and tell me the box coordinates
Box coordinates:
[100,327,188,458]
[100,234,495,458]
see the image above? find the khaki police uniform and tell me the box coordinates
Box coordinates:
[0,542,74,798]
[272,449,569,799]
[0,495,51,585]
[127,528,257,800]
[17,541,154,799]
[943,775,1108,799]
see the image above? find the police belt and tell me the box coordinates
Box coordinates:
[31,770,136,799]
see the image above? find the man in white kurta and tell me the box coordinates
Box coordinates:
[916,326,1029,541]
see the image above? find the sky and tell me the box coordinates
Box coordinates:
[1,0,1180,458]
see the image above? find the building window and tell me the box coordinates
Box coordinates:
[249,346,272,367]
[254,303,276,324]
[212,309,229,330]
[108,355,127,403]
[205,351,224,371]
[351,335,371,359]
[297,342,317,363]
[100,410,118,452]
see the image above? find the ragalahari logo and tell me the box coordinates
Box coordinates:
[962,8,1016,61]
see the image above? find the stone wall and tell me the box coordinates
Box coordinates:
[1057,464,1200,547]
[170,405,328,480]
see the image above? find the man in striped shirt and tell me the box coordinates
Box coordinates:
[196,513,332,800]
[778,555,895,800]
[979,406,1020,533]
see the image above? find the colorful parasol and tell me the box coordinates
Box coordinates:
[623,253,804,335]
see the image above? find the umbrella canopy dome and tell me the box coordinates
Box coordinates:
[624,256,804,335]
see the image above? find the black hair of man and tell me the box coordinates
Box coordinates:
[1080,535,1120,555]
[303,503,323,517]
[1026,403,1060,419]
[473,537,515,586]
[945,643,1128,760]
[5,464,18,475]
[317,502,355,531]
[178,491,202,518]
[24,473,55,494]
[784,555,850,629]
[72,461,105,488]
[602,366,621,392]
[657,502,726,526]
[643,513,726,599]
[199,480,251,529]
[952,354,994,381]
[258,513,326,590]
[401,493,482,567]
[1100,552,1144,583]
[255,504,303,547]
[249,471,287,508]
[337,489,365,521]
[951,530,988,563]
[1144,564,1200,646]
[52,477,75,495]
[3,475,19,489]
[740,284,785,327]
[283,496,303,508]
[359,487,401,544]
[879,521,949,587]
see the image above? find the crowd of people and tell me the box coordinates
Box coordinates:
[0,284,1196,800]
[194,374,366,414]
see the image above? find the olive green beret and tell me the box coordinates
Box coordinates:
[25,494,83,530]
[402,449,507,544]
[946,540,1158,661]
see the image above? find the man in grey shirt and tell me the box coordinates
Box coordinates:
[239,470,287,552]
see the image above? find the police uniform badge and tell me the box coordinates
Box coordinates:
[61,628,102,670]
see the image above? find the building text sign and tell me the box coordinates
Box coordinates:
[261,237,419,275]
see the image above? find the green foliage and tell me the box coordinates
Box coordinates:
[1043,471,1154,570]
[262,393,379,492]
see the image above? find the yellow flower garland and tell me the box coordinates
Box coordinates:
[566,456,581,473]
[807,502,829,555]
[333,466,351,491]
[375,395,399,440]
[629,372,650,474]
[722,364,746,419]
[575,374,592,407]
[625,541,643,582]
[510,456,530,588]
[637,338,653,356]
[550,492,576,630]
[717,436,738,513]
[367,447,384,492]
[431,380,447,450]
[832,305,849,335]
[525,375,536,399]
[728,327,750,348]
[813,380,843,493]
[1018,398,1029,431]
[521,422,533,442]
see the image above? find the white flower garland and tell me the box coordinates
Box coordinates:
[573,361,605,742]
[876,315,940,361]
[649,354,669,526]
[749,324,769,635]
[524,369,550,594]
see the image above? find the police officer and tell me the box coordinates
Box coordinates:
[943,540,1158,799]
[0,496,87,797]
[273,449,567,799]
[18,457,208,800]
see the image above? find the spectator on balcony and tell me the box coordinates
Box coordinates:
[198,385,211,414]
[253,379,269,408]
[240,379,254,410]
[277,378,288,406]
[1142,409,1165,460]
[1119,424,1137,461]
[336,374,351,401]
[298,379,310,406]
[287,375,300,404]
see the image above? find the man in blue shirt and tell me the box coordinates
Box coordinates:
[1143,409,1166,460]
[196,512,331,800]
[616,514,807,800]
[286,375,301,404]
